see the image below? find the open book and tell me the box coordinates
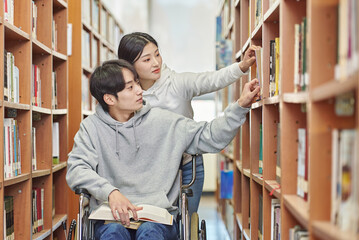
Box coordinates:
[89,203,173,226]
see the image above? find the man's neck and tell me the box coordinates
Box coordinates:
[109,110,134,123]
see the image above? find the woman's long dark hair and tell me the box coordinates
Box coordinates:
[117,32,158,63]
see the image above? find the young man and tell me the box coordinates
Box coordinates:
[66,59,259,240]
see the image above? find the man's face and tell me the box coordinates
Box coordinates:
[113,68,143,114]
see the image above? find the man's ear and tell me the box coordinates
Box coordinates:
[103,94,115,106]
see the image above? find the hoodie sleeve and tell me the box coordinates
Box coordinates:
[184,102,250,154]
[170,63,248,100]
[66,122,118,202]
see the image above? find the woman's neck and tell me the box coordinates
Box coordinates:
[140,79,156,91]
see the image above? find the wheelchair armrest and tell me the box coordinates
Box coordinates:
[75,188,91,200]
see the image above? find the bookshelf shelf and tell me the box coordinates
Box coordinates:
[282,92,309,104]
[32,106,52,114]
[217,2,358,238]
[53,51,67,61]
[235,213,243,231]
[52,214,67,231]
[283,194,309,229]
[242,168,250,178]
[243,229,250,240]
[4,22,30,40]
[32,39,52,55]
[54,0,68,9]
[32,229,51,240]
[52,162,67,173]
[3,102,31,110]
[312,221,359,240]
[32,169,51,178]
[4,173,31,187]
[1,0,69,238]
[263,95,280,105]
[252,173,263,185]
[52,109,68,115]
[311,73,358,102]
[68,0,124,226]
[264,180,281,199]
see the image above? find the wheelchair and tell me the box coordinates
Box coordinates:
[68,155,207,240]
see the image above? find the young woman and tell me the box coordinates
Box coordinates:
[117,32,258,217]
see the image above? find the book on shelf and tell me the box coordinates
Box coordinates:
[4,196,14,240]
[4,0,14,25]
[4,118,21,179]
[91,37,98,69]
[274,37,280,96]
[269,40,276,97]
[100,7,107,38]
[52,122,60,165]
[32,187,44,234]
[275,123,281,184]
[335,0,358,80]
[4,50,20,103]
[297,128,308,201]
[220,169,233,199]
[270,198,280,240]
[32,1,38,39]
[335,91,355,116]
[82,74,90,111]
[331,128,358,233]
[32,64,41,107]
[52,71,58,109]
[259,123,263,174]
[254,48,263,101]
[89,203,173,226]
[32,127,37,171]
[254,0,262,27]
[289,225,308,240]
[82,29,91,69]
[52,20,58,51]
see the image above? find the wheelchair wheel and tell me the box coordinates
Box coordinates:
[190,212,199,240]
[200,220,206,240]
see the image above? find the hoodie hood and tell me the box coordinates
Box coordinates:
[94,101,151,155]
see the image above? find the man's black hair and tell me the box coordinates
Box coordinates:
[90,59,138,112]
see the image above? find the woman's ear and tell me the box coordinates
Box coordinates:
[103,94,115,106]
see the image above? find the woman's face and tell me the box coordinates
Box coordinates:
[133,42,163,83]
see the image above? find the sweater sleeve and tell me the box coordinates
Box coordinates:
[171,63,248,100]
[66,122,118,202]
[184,102,250,154]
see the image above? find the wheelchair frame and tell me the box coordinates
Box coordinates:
[69,155,206,240]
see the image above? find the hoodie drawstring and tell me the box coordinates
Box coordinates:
[133,121,140,151]
[115,124,119,156]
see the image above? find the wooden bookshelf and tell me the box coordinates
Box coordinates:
[67,0,124,227]
[216,0,359,239]
[0,0,69,239]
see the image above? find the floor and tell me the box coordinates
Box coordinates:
[197,193,231,240]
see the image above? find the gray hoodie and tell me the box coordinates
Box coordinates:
[66,101,249,213]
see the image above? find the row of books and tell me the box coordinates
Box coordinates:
[293,18,308,92]
[271,198,281,240]
[4,118,21,179]
[4,196,14,240]
[335,0,358,80]
[289,225,308,240]
[31,1,38,39]
[331,128,358,233]
[297,128,308,201]
[4,0,14,25]
[52,122,60,165]
[269,38,280,97]
[52,71,58,109]
[254,0,262,28]
[82,0,121,48]
[32,64,42,107]
[4,50,20,103]
[32,187,44,234]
